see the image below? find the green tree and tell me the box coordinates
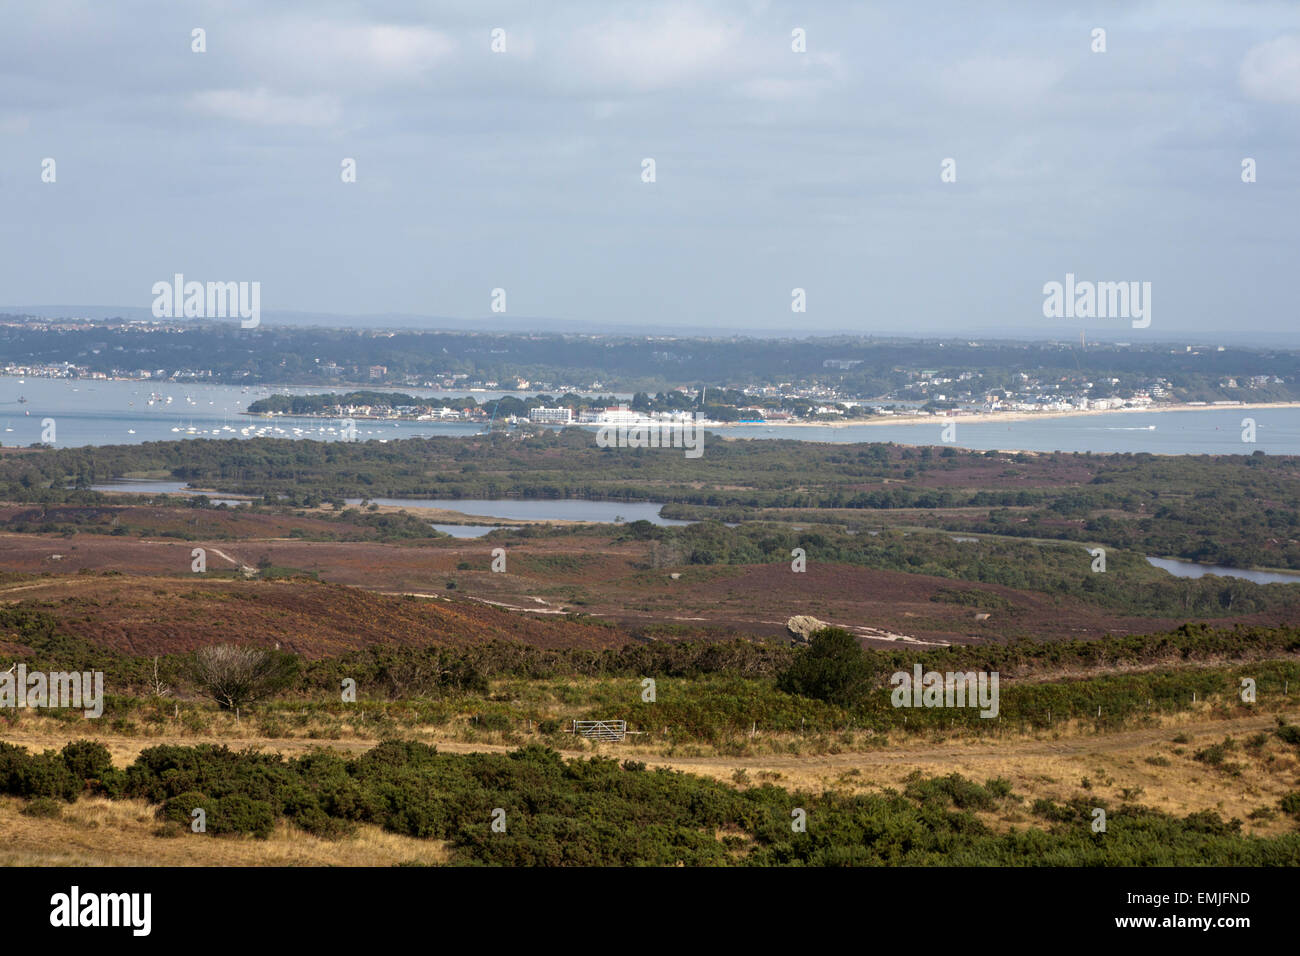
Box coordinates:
[776,627,872,708]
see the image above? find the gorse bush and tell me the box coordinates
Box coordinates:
[21,796,64,819]
[1,739,1296,866]
[0,741,94,802]
[60,740,113,780]
[776,628,873,708]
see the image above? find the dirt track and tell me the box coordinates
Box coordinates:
[2,709,1285,780]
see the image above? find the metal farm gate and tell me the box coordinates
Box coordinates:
[573,719,627,742]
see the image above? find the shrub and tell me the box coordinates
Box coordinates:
[1275,722,1300,747]
[1183,810,1241,835]
[4,750,81,802]
[208,794,277,838]
[61,740,113,780]
[292,804,355,839]
[776,628,872,708]
[161,790,210,827]
[905,772,997,810]
[985,777,1014,799]
[473,713,511,733]
[21,796,63,819]
[190,645,300,710]
[1281,792,1300,819]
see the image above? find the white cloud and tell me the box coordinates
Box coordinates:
[937,56,1064,108]
[362,24,454,71]
[240,20,455,89]
[189,88,341,127]
[562,9,744,92]
[1240,35,1300,104]
[0,113,30,135]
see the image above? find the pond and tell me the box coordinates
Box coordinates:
[431,524,501,538]
[1145,556,1300,586]
[347,498,691,526]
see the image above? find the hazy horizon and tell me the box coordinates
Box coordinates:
[5,303,1300,349]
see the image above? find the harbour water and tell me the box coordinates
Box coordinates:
[0,377,610,447]
[718,409,1300,455]
[4,376,1299,455]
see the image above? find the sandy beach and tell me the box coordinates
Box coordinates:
[700,401,1300,429]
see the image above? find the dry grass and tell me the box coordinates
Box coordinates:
[646,710,1300,836]
[0,795,449,867]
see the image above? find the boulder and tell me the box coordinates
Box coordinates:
[786,615,831,646]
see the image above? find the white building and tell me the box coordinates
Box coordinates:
[528,406,573,424]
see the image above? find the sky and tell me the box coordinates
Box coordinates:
[2,0,1299,340]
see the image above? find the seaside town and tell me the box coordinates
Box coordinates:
[2,318,1289,427]
[4,357,1281,428]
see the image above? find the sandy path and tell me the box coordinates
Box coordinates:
[1,711,1282,776]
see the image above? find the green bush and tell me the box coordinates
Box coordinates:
[208,794,277,839]
[776,628,873,708]
[1,749,81,802]
[61,740,113,780]
[1281,792,1300,819]
[9,737,1297,866]
[21,796,63,818]
[161,790,210,827]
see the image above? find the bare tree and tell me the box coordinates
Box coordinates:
[190,644,298,711]
[149,656,171,698]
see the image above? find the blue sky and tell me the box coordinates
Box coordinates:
[2,1,1299,338]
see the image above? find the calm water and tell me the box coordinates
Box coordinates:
[5,376,1298,455]
[347,497,690,526]
[1146,556,1300,586]
[0,377,619,448]
[86,480,253,507]
[716,409,1300,454]
[89,480,191,494]
[431,524,501,538]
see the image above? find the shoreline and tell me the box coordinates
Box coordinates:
[703,402,1300,429]
[237,401,1300,430]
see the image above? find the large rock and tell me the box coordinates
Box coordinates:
[786,615,831,646]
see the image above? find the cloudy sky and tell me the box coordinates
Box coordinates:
[2,0,1299,339]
